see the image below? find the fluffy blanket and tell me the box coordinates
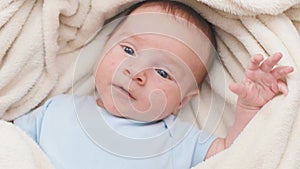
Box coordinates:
[0,120,54,169]
[0,0,300,168]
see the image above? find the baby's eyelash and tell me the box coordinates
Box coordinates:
[121,45,135,56]
[154,68,172,80]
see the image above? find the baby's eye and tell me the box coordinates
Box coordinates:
[155,69,170,79]
[123,46,135,56]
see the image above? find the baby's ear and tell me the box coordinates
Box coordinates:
[180,89,199,109]
[172,89,199,115]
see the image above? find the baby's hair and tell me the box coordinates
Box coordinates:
[106,0,216,49]
[104,0,217,85]
[139,0,217,50]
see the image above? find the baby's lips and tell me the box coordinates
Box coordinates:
[112,84,137,100]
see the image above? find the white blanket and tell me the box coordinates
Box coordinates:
[0,0,300,168]
[0,120,55,169]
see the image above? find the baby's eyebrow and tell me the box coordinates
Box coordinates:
[154,54,187,76]
[118,32,146,44]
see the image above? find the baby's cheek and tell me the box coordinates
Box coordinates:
[152,88,176,109]
[151,82,181,104]
[168,88,182,104]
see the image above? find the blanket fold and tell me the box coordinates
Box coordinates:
[0,0,300,168]
[0,120,55,169]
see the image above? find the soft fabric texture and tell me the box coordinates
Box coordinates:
[0,0,300,169]
[0,120,54,169]
[15,94,216,169]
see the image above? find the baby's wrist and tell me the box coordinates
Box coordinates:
[236,100,261,112]
[234,100,260,124]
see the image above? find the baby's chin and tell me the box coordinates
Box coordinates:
[109,108,168,123]
[97,99,171,122]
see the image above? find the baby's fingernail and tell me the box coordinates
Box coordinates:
[282,88,288,96]
[274,52,282,56]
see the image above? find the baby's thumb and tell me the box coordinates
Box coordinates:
[278,81,288,96]
[229,83,246,98]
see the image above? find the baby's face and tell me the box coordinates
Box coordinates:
[95,6,211,122]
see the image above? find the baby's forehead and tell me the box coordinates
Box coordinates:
[131,2,196,24]
[117,12,210,62]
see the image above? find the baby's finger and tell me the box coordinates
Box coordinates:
[260,52,282,72]
[229,83,247,98]
[248,54,264,71]
[278,80,289,95]
[271,66,294,79]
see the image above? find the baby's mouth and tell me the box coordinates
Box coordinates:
[112,84,136,100]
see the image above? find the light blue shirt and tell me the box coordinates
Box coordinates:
[14,95,216,169]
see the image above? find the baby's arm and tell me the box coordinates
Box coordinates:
[205,52,294,159]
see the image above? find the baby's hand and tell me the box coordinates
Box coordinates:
[229,52,294,110]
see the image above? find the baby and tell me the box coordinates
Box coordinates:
[14,1,294,169]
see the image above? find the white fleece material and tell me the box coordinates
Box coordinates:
[0,0,299,168]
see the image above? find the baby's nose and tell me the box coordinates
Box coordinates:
[133,71,147,86]
[123,68,147,86]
